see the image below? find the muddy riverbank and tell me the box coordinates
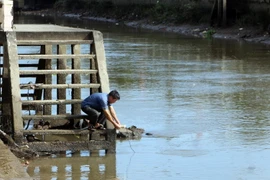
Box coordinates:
[0,140,31,179]
[18,9,270,46]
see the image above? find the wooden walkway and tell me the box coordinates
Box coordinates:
[0,24,116,154]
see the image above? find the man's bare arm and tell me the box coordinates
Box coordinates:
[109,106,121,124]
[103,109,121,129]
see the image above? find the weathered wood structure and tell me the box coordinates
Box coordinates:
[0,24,116,153]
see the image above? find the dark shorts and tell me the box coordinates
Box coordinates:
[81,106,106,125]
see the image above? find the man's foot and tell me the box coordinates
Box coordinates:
[94,123,106,130]
[88,125,96,132]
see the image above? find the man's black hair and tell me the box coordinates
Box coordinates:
[109,90,120,100]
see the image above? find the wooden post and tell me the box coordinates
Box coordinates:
[44,45,52,115]
[71,44,81,125]
[4,32,23,142]
[223,0,227,26]
[57,45,67,114]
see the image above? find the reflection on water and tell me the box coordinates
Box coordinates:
[27,151,118,180]
[15,14,270,180]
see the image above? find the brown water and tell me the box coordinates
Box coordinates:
[15,15,270,180]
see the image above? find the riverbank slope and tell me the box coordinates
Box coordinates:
[0,140,31,179]
[19,9,270,46]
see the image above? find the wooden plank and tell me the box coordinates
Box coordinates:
[92,31,110,93]
[22,114,87,120]
[57,45,67,114]
[19,69,98,75]
[20,83,101,89]
[17,40,93,45]
[44,45,52,115]
[71,44,81,118]
[21,99,82,105]
[18,54,95,59]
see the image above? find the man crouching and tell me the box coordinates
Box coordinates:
[81,90,122,130]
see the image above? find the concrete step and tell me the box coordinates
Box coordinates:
[22,114,87,120]
[17,40,93,45]
[19,69,98,75]
[18,54,95,59]
[20,83,100,89]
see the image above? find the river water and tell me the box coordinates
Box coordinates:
[15,15,270,180]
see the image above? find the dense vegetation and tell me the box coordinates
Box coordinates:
[24,0,270,29]
[52,0,211,24]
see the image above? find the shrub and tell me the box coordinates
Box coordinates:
[236,10,270,30]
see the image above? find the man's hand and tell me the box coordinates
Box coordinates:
[114,123,121,129]
[103,108,122,129]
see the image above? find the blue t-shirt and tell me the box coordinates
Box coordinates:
[81,93,110,112]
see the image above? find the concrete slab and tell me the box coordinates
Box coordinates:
[0,140,32,180]
[5,24,96,41]
[13,24,91,32]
